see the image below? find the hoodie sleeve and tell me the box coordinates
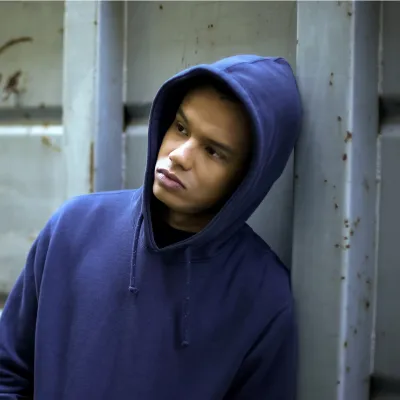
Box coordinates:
[225,303,298,400]
[0,225,50,399]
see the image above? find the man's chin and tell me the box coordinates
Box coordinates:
[153,182,179,208]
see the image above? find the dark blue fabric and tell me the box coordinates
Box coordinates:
[0,55,302,399]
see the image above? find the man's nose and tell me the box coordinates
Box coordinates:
[168,140,195,170]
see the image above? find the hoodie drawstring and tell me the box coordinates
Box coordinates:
[181,249,192,348]
[129,214,143,295]
[129,215,192,348]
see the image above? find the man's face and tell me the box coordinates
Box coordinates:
[153,85,251,216]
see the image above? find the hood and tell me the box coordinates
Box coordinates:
[142,55,302,252]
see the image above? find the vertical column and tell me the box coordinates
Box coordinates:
[62,0,123,198]
[373,2,400,397]
[292,2,379,399]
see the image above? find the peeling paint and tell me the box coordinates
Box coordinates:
[41,135,61,152]
[2,70,22,101]
[345,131,352,143]
[0,36,33,57]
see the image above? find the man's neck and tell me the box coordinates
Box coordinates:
[164,208,213,233]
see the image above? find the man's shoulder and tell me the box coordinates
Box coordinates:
[58,188,141,217]
[238,224,293,309]
[45,188,142,236]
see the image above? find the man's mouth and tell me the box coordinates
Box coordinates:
[156,168,186,189]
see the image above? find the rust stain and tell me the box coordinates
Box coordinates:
[0,36,33,57]
[363,178,370,192]
[344,131,352,143]
[347,1,353,16]
[3,70,22,100]
[41,135,61,152]
[89,141,95,193]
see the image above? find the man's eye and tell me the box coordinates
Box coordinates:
[176,122,187,135]
[205,146,222,159]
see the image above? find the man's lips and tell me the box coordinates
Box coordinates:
[156,168,185,188]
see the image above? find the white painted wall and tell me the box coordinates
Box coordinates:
[0,1,64,109]
[0,2,65,292]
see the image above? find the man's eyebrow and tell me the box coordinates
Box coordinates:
[177,107,189,125]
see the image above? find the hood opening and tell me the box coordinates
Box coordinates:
[131,56,302,348]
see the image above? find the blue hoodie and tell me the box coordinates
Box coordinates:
[0,55,301,399]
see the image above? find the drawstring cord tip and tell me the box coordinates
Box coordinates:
[129,286,139,295]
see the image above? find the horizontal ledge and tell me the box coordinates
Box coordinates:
[0,125,63,136]
[380,96,400,123]
[0,107,62,124]
[370,373,400,396]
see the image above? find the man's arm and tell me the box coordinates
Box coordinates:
[0,226,49,399]
[225,303,298,400]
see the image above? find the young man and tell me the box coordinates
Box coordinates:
[0,55,302,399]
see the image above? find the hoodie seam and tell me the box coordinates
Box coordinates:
[223,57,275,73]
